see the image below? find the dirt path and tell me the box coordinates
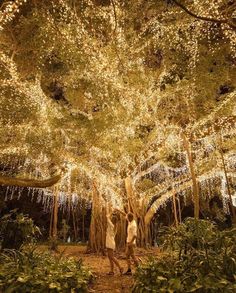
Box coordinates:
[39,245,160,292]
[61,246,135,292]
[84,255,134,292]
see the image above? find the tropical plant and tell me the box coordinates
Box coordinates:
[0,246,92,292]
[0,209,41,250]
[133,218,236,292]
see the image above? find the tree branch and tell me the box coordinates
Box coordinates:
[110,0,118,33]
[171,0,236,30]
[0,173,62,188]
[110,0,125,71]
[144,170,236,225]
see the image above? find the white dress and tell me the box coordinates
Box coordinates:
[106,217,116,250]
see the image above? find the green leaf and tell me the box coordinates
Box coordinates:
[157,276,167,281]
[49,283,57,289]
[17,276,28,283]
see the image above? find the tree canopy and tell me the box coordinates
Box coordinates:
[0,0,235,212]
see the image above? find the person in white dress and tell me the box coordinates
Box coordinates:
[106,205,123,275]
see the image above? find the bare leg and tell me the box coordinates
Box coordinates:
[126,245,132,270]
[108,249,123,273]
[112,256,122,271]
[125,244,138,273]
[107,249,114,273]
[131,253,139,267]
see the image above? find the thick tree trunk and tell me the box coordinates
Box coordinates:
[182,133,200,219]
[72,207,78,241]
[177,196,182,223]
[52,187,59,240]
[88,211,97,251]
[125,177,151,247]
[172,189,179,227]
[219,148,236,222]
[125,177,134,212]
[88,183,106,253]
[82,200,86,243]
[49,201,54,238]
[116,216,126,249]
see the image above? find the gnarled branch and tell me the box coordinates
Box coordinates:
[171,0,236,30]
[0,173,61,188]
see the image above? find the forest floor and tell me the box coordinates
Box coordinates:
[39,244,161,292]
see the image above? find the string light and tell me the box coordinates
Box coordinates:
[0,0,235,212]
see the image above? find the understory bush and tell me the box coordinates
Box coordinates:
[0,247,92,292]
[0,209,40,250]
[133,218,236,292]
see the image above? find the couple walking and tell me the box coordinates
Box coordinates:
[106,204,139,276]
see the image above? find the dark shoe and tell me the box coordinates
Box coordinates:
[123,269,132,275]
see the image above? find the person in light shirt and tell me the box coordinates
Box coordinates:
[116,209,139,275]
[106,205,123,275]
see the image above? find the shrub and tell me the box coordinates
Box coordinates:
[0,247,92,292]
[133,218,236,292]
[0,209,41,250]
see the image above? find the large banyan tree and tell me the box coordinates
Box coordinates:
[0,0,235,250]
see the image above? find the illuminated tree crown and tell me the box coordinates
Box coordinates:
[0,0,235,213]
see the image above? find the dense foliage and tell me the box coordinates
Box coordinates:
[0,209,40,250]
[0,247,92,292]
[133,218,236,292]
[0,0,235,208]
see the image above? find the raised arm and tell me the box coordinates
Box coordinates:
[114,208,126,217]
[106,202,113,218]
